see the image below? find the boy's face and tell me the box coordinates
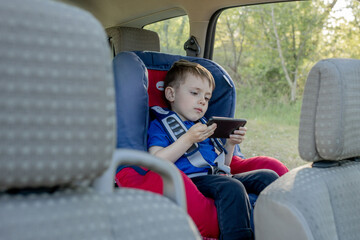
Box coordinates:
[165,73,213,122]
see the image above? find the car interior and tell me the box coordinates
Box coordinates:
[1,0,360,239]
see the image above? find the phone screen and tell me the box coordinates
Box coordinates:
[207,117,247,138]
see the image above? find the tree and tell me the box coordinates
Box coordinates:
[214,0,339,102]
[269,0,338,101]
[319,0,360,59]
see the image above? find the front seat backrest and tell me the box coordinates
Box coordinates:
[0,1,200,239]
[0,0,114,191]
[254,58,360,240]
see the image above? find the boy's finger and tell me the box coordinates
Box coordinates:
[233,130,244,135]
[208,123,217,130]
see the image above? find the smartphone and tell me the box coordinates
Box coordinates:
[207,116,247,138]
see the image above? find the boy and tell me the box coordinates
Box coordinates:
[148,60,278,240]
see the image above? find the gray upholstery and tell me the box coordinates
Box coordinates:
[0,0,200,239]
[254,59,360,240]
[0,188,198,240]
[0,0,115,190]
[106,26,160,55]
[299,59,360,161]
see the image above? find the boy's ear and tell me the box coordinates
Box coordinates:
[165,86,175,102]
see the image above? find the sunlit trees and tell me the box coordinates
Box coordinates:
[214,0,341,102]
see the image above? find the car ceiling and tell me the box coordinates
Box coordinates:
[61,0,289,29]
[61,0,291,57]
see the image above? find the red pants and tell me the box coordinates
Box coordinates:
[115,155,288,238]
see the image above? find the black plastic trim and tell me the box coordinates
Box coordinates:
[203,9,223,60]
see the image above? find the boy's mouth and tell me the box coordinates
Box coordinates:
[194,108,203,113]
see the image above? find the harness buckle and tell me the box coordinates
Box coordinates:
[208,164,231,176]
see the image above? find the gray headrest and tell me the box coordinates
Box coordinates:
[0,0,115,190]
[299,58,360,162]
[106,26,160,55]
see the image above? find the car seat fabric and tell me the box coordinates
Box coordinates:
[117,166,220,237]
[230,155,288,176]
[254,58,360,240]
[113,52,149,150]
[0,0,114,190]
[0,1,201,239]
[299,59,360,162]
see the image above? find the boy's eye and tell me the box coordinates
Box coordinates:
[205,97,210,101]
[191,91,198,95]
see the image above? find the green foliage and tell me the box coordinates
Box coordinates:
[235,87,303,169]
[319,0,360,58]
[144,16,189,55]
[213,0,360,102]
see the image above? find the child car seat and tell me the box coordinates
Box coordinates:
[112,50,288,239]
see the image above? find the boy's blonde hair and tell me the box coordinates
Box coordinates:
[164,59,215,91]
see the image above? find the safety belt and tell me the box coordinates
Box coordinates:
[151,106,231,176]
[184,36,201,57]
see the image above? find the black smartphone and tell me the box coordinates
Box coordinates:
[207,116,247,138]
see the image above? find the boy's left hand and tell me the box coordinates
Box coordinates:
[227,126,247,145]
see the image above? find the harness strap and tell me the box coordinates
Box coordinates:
[151,106,231,175]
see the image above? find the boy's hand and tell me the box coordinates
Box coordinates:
[227,126,247,145]
[186,122,217,143]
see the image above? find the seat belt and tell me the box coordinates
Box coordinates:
[108,36,116,57]
[184,36,201,57]
[151,106,231,175]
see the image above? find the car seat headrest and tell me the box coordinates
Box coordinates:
[299,58,360,162]
[0,0,115,190]
[106,27,160,55]
[134,51,237,120]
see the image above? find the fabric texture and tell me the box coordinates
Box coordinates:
[299,58,360,162]
[0,0,115,190]
[116,169,220,237]
[0,188,200,240]
[107,27,160,54]
[255,161,360,240]
[113,52,149,150]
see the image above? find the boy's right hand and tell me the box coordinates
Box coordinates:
[186,122,217,143]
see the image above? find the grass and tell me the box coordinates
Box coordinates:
[234,89,305,170]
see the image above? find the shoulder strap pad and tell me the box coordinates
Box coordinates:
[150,106,198,155]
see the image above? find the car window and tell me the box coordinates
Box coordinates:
[212,0,360,168]
[144,16,189,55]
